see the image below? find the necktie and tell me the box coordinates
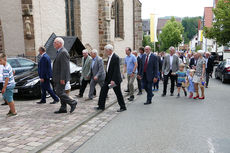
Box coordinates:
[144,55,149,72]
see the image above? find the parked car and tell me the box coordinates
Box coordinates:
[7,57,37,75]
[13,61,82,97]
[211,52,219,66]
[215,58,230,83]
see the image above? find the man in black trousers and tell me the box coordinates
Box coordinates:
[136,47,145,95]
[96,44,127,112]
[205,52,214,88]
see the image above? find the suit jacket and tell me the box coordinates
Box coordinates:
[105,53,122,85]
[52,47,70,83]
[140,53,159,82]
[91,56,105,81]
[162,54,179,75]
[38,53,52,79]
[157,56,162,72]
[81,56,92,81]
[137,56,142,75]
[189,58,197,68]
[206,57,214,73]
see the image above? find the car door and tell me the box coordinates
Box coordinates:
[17,58,36,74]
[7,59,21,75]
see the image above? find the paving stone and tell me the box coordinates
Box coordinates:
[0,147,15,152]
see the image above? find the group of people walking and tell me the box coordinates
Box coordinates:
[1,36,214,116]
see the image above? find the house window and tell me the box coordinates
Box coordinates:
[114,0,124,39]
[65,0,75,36]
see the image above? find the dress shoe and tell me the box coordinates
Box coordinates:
[161,93,166,97]
[37,101,46,104]
[124,90,130,92]
[70,101,77,113]
[184,91,187,97]
[170,93,174,96]
[94,107,105,111]
[75,94,83,98]
[117,108,127,112]
[50,101,59,104]
[54,110,67,114]
[144,101,152,105]
[199,97,205,100]
[85,98,93,101]
[137,92,142,95]
[128,96,134,101]
[1,102,8,106]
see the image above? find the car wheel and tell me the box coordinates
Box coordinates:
[221,74,226,83]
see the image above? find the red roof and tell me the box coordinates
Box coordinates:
[204,7,213,28]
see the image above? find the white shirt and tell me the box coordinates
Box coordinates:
[107,52,115,72]
[205,58,208,68]
[170,55,174,70]
[0,65,3,82]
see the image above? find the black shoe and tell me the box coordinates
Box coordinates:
[137,92,142,95]
[76,94,83,98]
[170,93,174,96]
[144,101,152,105]
[37,101,46,104]
[70,101,77,113]
[161,93,166,97]
[50,101,59,104]
[184,91,187,96]
[124,90,130,92]
[54,110,67,114]
[177,93,180,98]
[117,108,127,112]
[1,102,8,106]
[94,107,105,111]
[128,96,134,101]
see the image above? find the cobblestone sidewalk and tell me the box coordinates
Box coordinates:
[0,79,136,153]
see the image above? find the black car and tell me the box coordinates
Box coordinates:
[215,58,230,83]
[13,61,82,97]
[7,57,37,75]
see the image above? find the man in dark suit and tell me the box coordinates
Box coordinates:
[53,37,77,114]
[189,53,198,69]
[37,46,59,104]
[134,47,144,95]
[96,44,126,112]
[205,52,214,88]
[162,46,179,97]
[139,46,159,105]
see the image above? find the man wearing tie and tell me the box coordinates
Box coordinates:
[37,46,59,104]
[162,46,179,97]
[139,46,159,105]
[96,44,127,112]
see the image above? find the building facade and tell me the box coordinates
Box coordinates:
[0,0,142,58]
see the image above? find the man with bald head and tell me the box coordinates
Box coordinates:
[53,37,77,114]
[139,46,159,105]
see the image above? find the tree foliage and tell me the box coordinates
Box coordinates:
[204,0,230,46]
[182,17,200,44]
[159,17,184,51]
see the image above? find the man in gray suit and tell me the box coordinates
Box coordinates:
[85,49,105,101]
[53,37,77,114]
[76,49,94,98]
[162,46,179,97]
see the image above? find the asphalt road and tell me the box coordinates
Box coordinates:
[75,78,230,153]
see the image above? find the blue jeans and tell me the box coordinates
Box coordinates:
[142,73,153,102]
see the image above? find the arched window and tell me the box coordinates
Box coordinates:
[114,0,124,39]
[65,0,75,36]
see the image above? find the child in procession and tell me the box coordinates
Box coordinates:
[176,63,187,98]
[0,53,17,116]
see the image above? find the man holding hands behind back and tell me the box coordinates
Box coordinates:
[53,37,77,114]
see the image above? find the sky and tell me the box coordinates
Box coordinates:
[139,0,213,19]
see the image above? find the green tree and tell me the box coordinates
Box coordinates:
[203,0,230,46]
[182,17,201,44]
[142,35,154,50]
[159,17,184,51]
